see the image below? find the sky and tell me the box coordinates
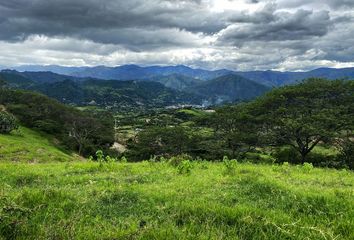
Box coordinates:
[0,0,353,71]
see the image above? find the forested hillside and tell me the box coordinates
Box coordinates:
[186,74,271,104]
[0,70,271,108]
[0,88,114,156]
[127,79,354,169]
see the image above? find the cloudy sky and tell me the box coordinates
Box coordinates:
[0,0,353,71]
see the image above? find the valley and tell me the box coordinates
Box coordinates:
[1,66,354,240]
[1,0,354,238]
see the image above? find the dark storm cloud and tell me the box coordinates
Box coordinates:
[218,5,332,45]
[0,0,353,70]
[277,0,354,10]
[0,0,229,48]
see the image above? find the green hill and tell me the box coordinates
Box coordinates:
[149,74,202,90]
[0,127,76,162]
[187,74,271,104]
[0,88,114,157]
[0,70,203,109]
[0,70,35,88]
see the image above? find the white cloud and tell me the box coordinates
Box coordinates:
[0,0,353,71]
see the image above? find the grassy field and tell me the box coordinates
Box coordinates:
[0,128,353,239]
[0,161,353,240]
[0,127,76,163]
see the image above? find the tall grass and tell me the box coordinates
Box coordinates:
[0,161,353,239]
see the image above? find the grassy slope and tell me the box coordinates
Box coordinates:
[0,161,353,239]
[0,127,76,163]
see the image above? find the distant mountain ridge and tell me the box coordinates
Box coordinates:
[10,64,231,81]
[0,70,202,110]
[234,67,354,86]
[2,65,353,109]
[0,70,271,108]
[6,64,354,86]
[186,74,271,105]
[147,74,202,91]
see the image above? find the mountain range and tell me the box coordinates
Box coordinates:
[1,64,354,110]
[0,69,271,108]
[8,65,354,86]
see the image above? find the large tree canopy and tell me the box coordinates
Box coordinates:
[214,79,354,164]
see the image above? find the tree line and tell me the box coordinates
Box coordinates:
[0,88,114,157]
[127,79,354,169]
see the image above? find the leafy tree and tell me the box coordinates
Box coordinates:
[0,88,114,156]
[213,104,262,159]
[250,79,354,163]
[68,117,96,155]
[0,111,18,134]
[127,126,192,161]
[334,130,354,169]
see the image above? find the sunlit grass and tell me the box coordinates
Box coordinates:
[0,127,76,163]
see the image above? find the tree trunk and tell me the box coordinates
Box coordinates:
[300,150,307,164]
[78,144,83,156]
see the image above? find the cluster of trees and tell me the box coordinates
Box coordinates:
[0,111,19,134]
[215,79,353,166]
[128,79,354,169]
[0,88,115,156]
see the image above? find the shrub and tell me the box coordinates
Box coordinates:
[177,160,193,175]
[336,140,354,170]
[282,162,290,167]
[306,152,339,168]
[169,154,193,167]
[223,156,238,175]
[302,162,314,173]
[105,155,117,163]
[0,111,18,134]
[272,147,301,164]
[96,150,104,166]
[120,156,128,163]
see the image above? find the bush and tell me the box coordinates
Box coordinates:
[0,111,18,134]
[223,156,238,175]
[302,162,314,173]
[336,140,354,170]
[273,146,344,168]
[306,152,339,168]
[91,150,120,167]
[33,120,61,134]
[169,154,193,167]
[177,160,193,174]
[273,147,301,164]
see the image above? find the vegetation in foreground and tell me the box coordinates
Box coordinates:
[0,161,353,239]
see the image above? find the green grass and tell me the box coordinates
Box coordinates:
[0,127,76,163]
[0,161,353,239]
